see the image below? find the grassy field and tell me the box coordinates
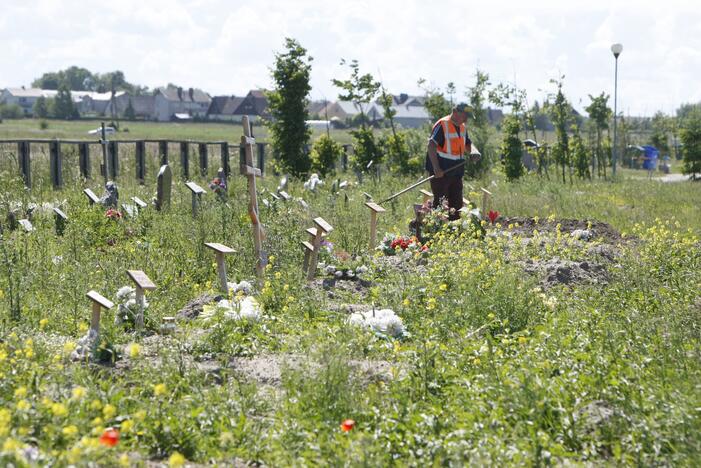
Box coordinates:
[0,122,699,465]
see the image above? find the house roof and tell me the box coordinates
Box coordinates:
[3,87,58,98]
[155,86,211,103]
[208,96,231,115]
[232,90,269,117]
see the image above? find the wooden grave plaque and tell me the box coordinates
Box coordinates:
[278,190,291,201]
[19,219,34,232]
[413,203,425,240]
[53,207,67,235]
[156,165,172,211]
[301,240,314,273]
[86,290,114,334]
[419,189,433,204]
[204,242,236,294]
[132,196,148,209]
[185,181,206,217]
[126,270,156,330]
[84,188,100,205]
[365,202,386,251]
[307,217,333,280]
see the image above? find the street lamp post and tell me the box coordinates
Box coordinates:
[611,43,623,177]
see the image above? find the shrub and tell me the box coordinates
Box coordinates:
[310,134,343,176]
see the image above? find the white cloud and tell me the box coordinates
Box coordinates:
[1,0,700,115]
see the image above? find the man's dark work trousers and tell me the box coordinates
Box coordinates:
[430,175,462,220]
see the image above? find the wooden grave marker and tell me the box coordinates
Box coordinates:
[53,207,67,235]
[301,240,314,273]
[307,217,333,280]
[126,270,156,330]
[83,188,100,205]
[462,197,471,208]
[481,187,492,214]
[86,290,114,334]
[240,115,266,281]
[205,242,236,294]
[132,196,147,209]
[156,165,172,211]
[413,204,425,240]
[185,181,206,217]
[419,189,433,204]
[278,190,291,201]
[121,203,136,218]
[18,219,34,232]
[365,202,386,250]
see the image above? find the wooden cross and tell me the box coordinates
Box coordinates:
[126,270,156,330]
[365,202,385,251]
[301,240,314,274]
[240,115,266,282]
[53,207,67,236]
[419,189,433,204]
[413,203,425,241]
[84,188,100,205]
[204,242,235,294]
[86,290,114,335]
[307,217,333,280]
[185,181,206,217]
[481,187,493,214]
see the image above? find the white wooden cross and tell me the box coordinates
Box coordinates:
[240,115,266,282]
[307,217,333,280]
[365,202,385,251]
[204,242,235,294]
[86,290,114,335]
[126,270,156,330]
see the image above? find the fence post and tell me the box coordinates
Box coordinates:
[198,143,208,176]
[257,143,265,175]
[159,140,169,165]
[18,141,31,188]
[342,145,349,171]
[220,142,230,178]
[49,140,62,189]
[108,140,119,178]
[78,142,90,179]
[135,141,146,184]
[180,141,190,180]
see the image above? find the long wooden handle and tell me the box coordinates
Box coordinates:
[379,160,467,205]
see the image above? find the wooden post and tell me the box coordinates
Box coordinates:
[185,181,205,217]
[220,142,230,178]
[463,197,471,208]
[419,189,433,204]
[108,140,119,178]
[241,116,265,281]
[341,145,349,171]
[159,140,169,165]
[413,204,425,241]
[49,140,62,189]
[126,270,156,330]
[481,187,492,214]
[307,217,333,280]
[180,141,190,180]
[100,122,109,184]
[156,165,172,211]
[18,141,31,188]
[83,188,100,205]
[257,143,265,174]
[53,207,67,236]
[301,240,314,273]
[86,290,114,335]
[198,143,208,176]
[135,140,146,184]
[365,202,385,251]
[204,242,235,294]
[78,142,90,179]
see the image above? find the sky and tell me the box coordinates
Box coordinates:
[1,0,700,116]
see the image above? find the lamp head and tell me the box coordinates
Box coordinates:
[611,43,623,58]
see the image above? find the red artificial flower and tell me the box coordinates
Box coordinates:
[487,210,499,224]
[340,419,355,432]
[105,208,122,220]
[99,427,120,447]
[421,245,429,252]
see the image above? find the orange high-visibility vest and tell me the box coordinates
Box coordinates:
[433,116,466,160]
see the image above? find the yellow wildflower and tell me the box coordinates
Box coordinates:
[14,386,28,398]
[153,383,167,397]
[119,454,131,467]
[51,402,68,417]
[63,341,77,355]
[92,417,103,427]
[3,437,23,452]
[126,343,141,358]
[0,408,11,436]
[120,419,134,433]
[71,386,86,401]
[17,400,31,411]
[168,451,186,467]
[62,425,79,437]
[39,318,48,330]
[78,322,89,333]
[103,404,116,419]
[439,283,448,291]
[134,410,146,421]
[89,399,103,410]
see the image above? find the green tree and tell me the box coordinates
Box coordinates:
[650,111,670,154]
[570,124,590,179]
[267,38,313,177]
[417,79,451,122]
[310,134,343,176]
[584,92,611,178]
[680,106,701,176]
[0,103,24,119]
[378,81,411,173]
[33,96,49,118]
[501,114,524,181]
[465,69,494,178]
[332,59,380,129]
[124,98,136,121]
[548,78,571,183]
[52,85,78,120]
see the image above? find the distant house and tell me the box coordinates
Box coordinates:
[232,90,269,122]
[0,87,58,116]
[152,86,211,121]
[486,108,504,126]
[78,91,127,116]
[206,95,245,121]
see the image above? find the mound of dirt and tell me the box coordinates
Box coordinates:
[502,217,624,244]
[176,293,224,320]
[522,257,609,288]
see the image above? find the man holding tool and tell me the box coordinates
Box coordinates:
[425,103,478,220]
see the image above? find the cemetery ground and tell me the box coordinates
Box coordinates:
[0,158,700,465]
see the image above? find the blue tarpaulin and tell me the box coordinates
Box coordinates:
[642,145,659,170]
